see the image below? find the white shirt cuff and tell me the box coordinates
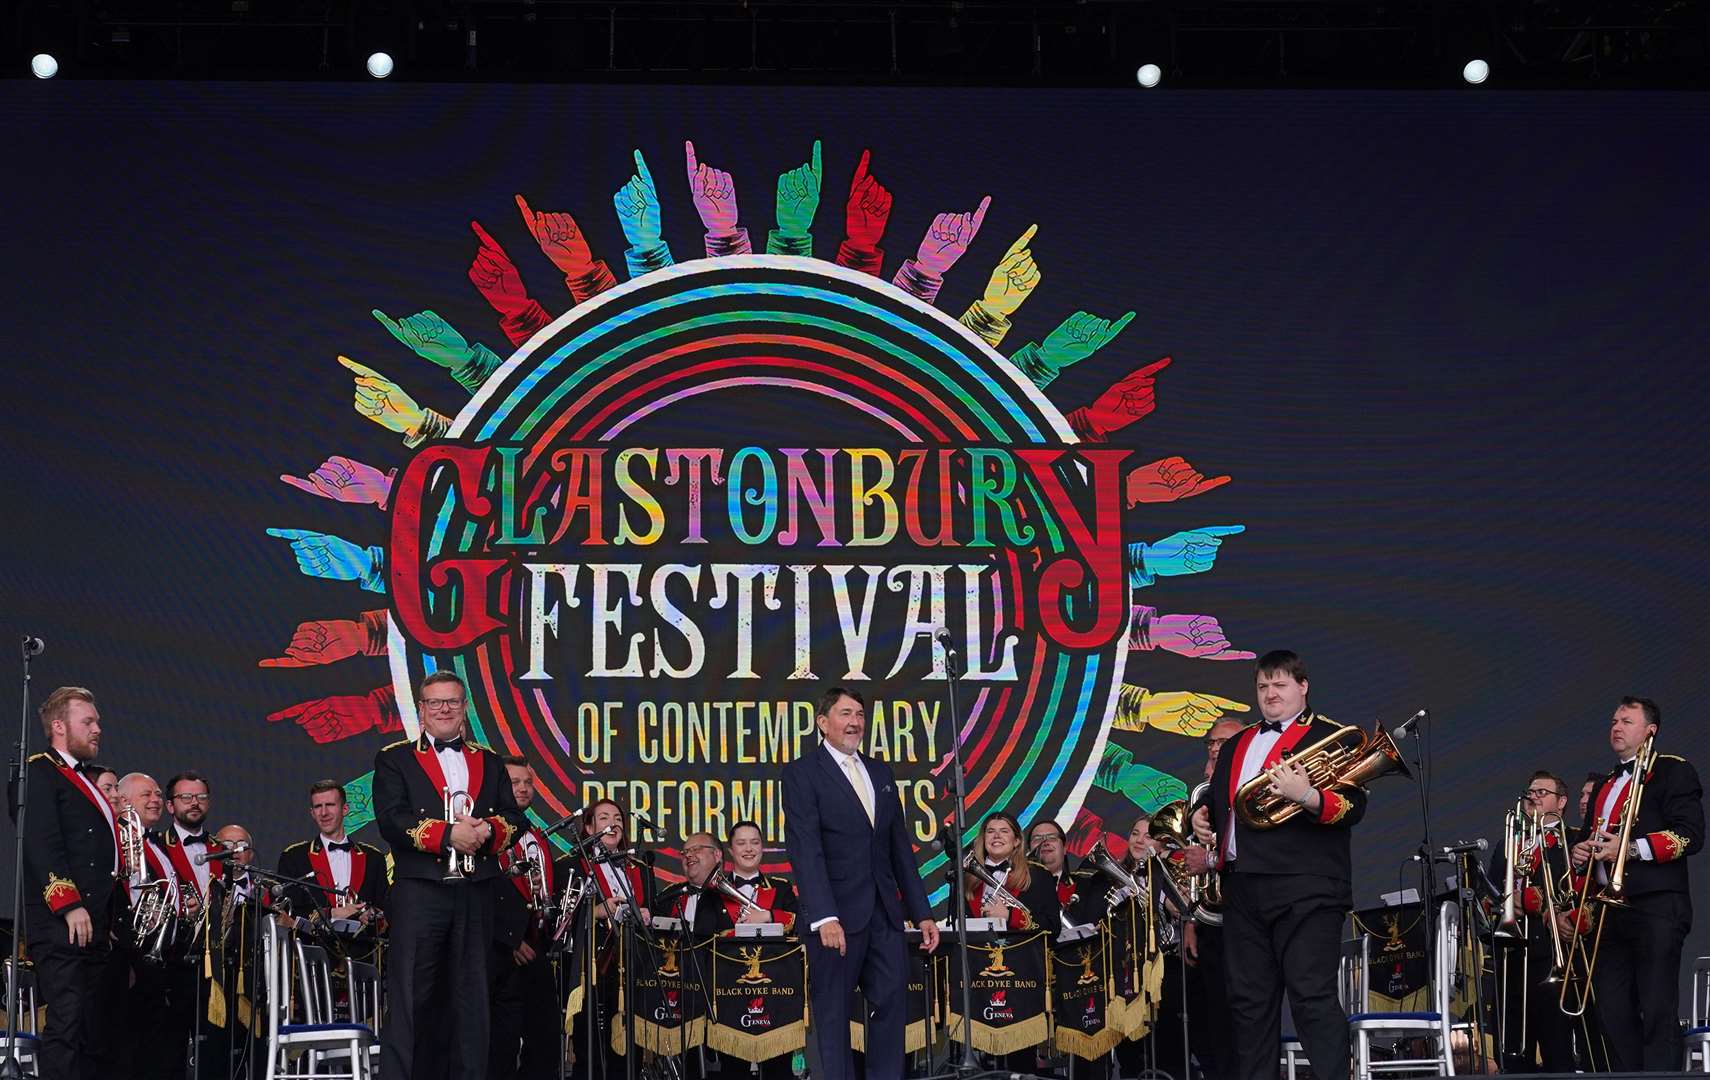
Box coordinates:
[1634,838,1654,861]
[809,916,839,931]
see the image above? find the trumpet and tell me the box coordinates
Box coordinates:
[510,843,552,914]
[1560,732,1656,1016]
[1235,715,1412,829]
[705,867,767,921]
[551,867,594,944]
[962,852,1030,916]
[443,786,476,881]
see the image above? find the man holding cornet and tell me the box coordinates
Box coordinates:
[373,671,526,1080]
[1191,651,1367,1080]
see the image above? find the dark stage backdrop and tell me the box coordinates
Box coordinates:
[2,83,1706,993]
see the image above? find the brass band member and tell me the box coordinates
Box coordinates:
[1191,651,1366,1080]
[1181,717,1244,1080]
[118,769,190,1079]
[372,671,526,1080]
[964,812,1060,1076]
[1489,771,1575,1071]
[18,687,122,1080]
[658,830,726,934]
[1567,697,1702,1071]
[573,797,654,1080]
[489,757,565,1080]
[723,820,798,933]
[88,763,121,811]
[277,779,387,922]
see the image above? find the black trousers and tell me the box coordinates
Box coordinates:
[384,877,496,1080]
[1590,891,1690,1072]
[26,917,118,1080]
[491,944,564,1080]
[1193,925,1234,1080]
[1221,872,1349,1080]
[805,918,907,1080]
[1116,954,1188,1080]
[1495,936,1575,1072]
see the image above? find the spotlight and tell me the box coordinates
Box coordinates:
[30,53,59,79]
[1136,63,1162,88]
[366,52,394,79]
[1462,58,1490,85]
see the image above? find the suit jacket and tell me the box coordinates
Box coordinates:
[1202,714,1367,886]
[20,751,122,931]
[782,743,931,934]
[371,735,525,882]
[1577,753,1702,901]
[161,825,222,904]
[655,878,729,939]
[277,835,390,915]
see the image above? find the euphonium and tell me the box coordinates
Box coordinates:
[962,852,1030,915]
[1149,787,1223,926]
[1235,715,1413,830]
[705,867,767,921]
[443,786,476,881]
[119,807,180,964]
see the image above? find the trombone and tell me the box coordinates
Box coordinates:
[1559,733,1657,1016]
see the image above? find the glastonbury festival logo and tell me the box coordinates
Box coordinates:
[258,140,1255,896]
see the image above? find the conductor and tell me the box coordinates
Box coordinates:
[782,686,940,1080]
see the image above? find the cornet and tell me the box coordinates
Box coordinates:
[705,867,768,921]
[443,786,476,881]
[962,852,1030,916]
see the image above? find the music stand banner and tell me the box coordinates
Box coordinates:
[945,930,1050,1055]
[708,938,807,1062]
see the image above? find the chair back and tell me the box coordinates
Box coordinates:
[1693,956,1710,1028]
[293,942,338,1026]
[262,920,296,1045]
[345,958,381,1031]
[2,960,38,1037]
[1340,934,1371,1013]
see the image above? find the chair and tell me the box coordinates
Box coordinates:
[0,959,41,1076]
[261,922,377,1080]
[340,957,383,1077]
[1685,955,1710,1071]
[1344,901,1458,1079]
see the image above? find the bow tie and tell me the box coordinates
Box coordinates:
[1618,760,1636,776]
[984,861,1010,873]
[431,737,465,753]
[73,760,94,776]
[326,841,354,852]
[731,875,761,888]
[182,833,209,847]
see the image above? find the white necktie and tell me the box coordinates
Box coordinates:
[843,756,875,825]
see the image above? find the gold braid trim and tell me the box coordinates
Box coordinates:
[406,818,439,852]
[42,873,80,911]
[1650,830,1691,862]
[487,816,518,853]
[1319,789,1354,825]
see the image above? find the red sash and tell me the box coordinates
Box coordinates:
[1219,718,1314,861]
[307,838,369,904]
[164,833,220,899]
[53,758,121,871]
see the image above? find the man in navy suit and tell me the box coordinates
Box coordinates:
[783,686,940,1080]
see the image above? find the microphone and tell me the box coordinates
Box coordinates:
[1437,838,1488,855]
[631,810,659,838]
[932,626,954,645]
[1394,709,1427,737]
[20,636,44,659]
[192,843,247,865]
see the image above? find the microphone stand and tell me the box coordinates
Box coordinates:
[1,638,39,1080]
[1403,712,1439,1051]
[935,635,981,1077]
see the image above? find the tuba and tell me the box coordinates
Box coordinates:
[962,852,1030,916]
[705,867,767,921]
[1235,715,1412,829]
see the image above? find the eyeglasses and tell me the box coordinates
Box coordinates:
[683,844,719,856]
[420,698,466,712]
[172,793,211,803]
[1523,787,1564,799]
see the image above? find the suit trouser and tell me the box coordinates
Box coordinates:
[384,877,496,1080]
[1497,936,1575,1072]
[1589,891,1690,1072]
[1194,925,1235,1080]
[491,944,564,1080]
[806,916,907,1080]
[27,922,116,1080]
[1221,872,1349,1080]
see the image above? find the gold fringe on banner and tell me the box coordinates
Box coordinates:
[207,979,228,1028]
[708,1020,806,1062]
[564,982,586,1033]
[848,1018,926,1055]
[1054,1022,1124,1061]
[943,1012,1049,1055]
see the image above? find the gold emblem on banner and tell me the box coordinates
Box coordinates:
[980,942,1014,978]
[659,942,682,976]
[1381,915,1405,955]
[737,946,772,985]
[1076,946,1099,986]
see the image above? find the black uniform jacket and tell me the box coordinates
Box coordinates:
[372,734,526,882]
[1200,713,1368,884]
